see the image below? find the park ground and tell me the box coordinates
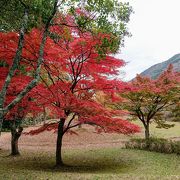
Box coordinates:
[0,121,180,180]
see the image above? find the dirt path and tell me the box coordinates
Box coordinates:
[0,125,131,152]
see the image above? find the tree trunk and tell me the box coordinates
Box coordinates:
[43,107,47,125]
[56,118,65,167]
[0,8,29,131]
[144,123,150,140]
[11,124,23,156]
[0,112,4,135]
[0,0,59,119]
[11,135,20,155]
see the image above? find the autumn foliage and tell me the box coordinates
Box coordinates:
[20,18,140,134]
[115,65,180,139]
[0,13,140,163]
[0,64,43,155]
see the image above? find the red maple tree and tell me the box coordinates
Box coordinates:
[0,13,140,164]
[23,22,140,166]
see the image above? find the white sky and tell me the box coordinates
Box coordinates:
[118,0,180,80]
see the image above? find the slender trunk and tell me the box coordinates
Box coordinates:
[144,123,150,140]
[0,0,59,123]
[0,113,3,135]
[11,134,20,155]
[0,8,29,132]
[43,107,46,125]
[11,123,23,156]
[56,118,65,166]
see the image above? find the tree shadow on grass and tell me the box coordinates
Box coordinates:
[53,161,131,174]
[0,149,138,174]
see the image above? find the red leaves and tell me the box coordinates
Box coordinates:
[0,65,43,121]
[131,65,180,95]
[79,116,140,134]
[0,32,18,66]
[0,13,140,136]
[24,123,59,135]
[27,17,139,135]
[119,65,180,130]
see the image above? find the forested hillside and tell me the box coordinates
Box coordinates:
[140,54,180,79]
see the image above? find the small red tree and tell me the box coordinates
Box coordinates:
[0,66,42,155]
[25,22,140,166]
[115,65,180,140]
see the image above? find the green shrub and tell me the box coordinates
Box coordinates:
[171,141,180,155]
[125,137,180,155]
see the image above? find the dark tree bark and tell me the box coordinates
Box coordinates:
[56,118,65,167]
[144,123,150,140]
[11,123,23,156]
[140,118,150,140]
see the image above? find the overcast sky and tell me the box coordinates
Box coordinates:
[118,0,180,80]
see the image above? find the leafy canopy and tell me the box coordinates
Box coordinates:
[115,65,180,132]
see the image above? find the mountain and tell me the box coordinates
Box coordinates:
[140,54,180,79]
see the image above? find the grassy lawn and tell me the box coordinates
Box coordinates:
[132,121,180,139]
[0,122,179,179]
[0,148,179,180]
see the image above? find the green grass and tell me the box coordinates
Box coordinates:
[133,121,180,139]
[150,122,180,139]
[0,148,180,180]
[0,121,179,179]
